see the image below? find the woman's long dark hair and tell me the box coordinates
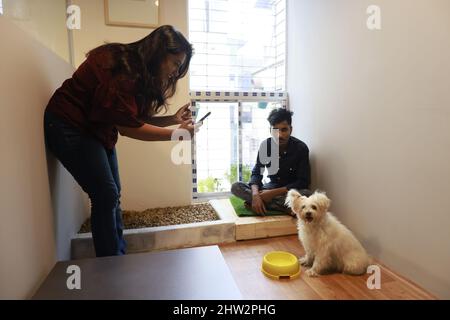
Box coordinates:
[87,25,193,118]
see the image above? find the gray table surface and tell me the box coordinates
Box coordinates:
[32,245,242,300]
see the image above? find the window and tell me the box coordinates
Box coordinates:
[191,92,287,199]
[189,0,287,199]
[0,0,3,15]
[189,0,286,91]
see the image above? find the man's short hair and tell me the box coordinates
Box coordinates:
[267,108,293,126]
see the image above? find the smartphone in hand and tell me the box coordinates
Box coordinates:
[196,111,211,124]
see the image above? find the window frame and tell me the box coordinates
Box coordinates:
[190,90,289,200]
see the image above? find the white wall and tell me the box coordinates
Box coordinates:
[2,0,70,62]
[72,0,193,210]
[0,16,87,299]
[288,0,450,298]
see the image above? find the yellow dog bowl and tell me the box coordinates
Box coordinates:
[261,251,301,280]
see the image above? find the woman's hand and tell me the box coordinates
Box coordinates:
[174,103,192,125]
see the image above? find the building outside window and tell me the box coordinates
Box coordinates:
[189,0,287,199]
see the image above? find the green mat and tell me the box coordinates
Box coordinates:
[229,195,289,217]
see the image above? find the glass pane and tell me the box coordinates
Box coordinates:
[189,0,286,91]
[241,102,281,184]
[195,102,239,193]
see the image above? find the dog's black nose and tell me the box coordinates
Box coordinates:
[305,212,312,217]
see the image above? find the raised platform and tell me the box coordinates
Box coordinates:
[71,198,297,260]
[235,215,298,240]
[211,198,298,240]
[71,200,237,260]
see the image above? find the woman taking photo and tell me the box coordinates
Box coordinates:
[44,25,195,257]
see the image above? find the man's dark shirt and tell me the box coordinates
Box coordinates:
[249,136,311,190]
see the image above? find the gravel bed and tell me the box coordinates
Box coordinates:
[79,203,219,233]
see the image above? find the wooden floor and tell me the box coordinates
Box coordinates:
[219,235,436,300]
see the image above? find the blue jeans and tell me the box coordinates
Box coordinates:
[44,110,126,257]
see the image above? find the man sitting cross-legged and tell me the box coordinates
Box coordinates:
[231,108,312,216]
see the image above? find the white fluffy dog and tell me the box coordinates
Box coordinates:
[285,190,371,277]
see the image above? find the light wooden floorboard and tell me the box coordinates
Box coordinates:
[219,235,437,300]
